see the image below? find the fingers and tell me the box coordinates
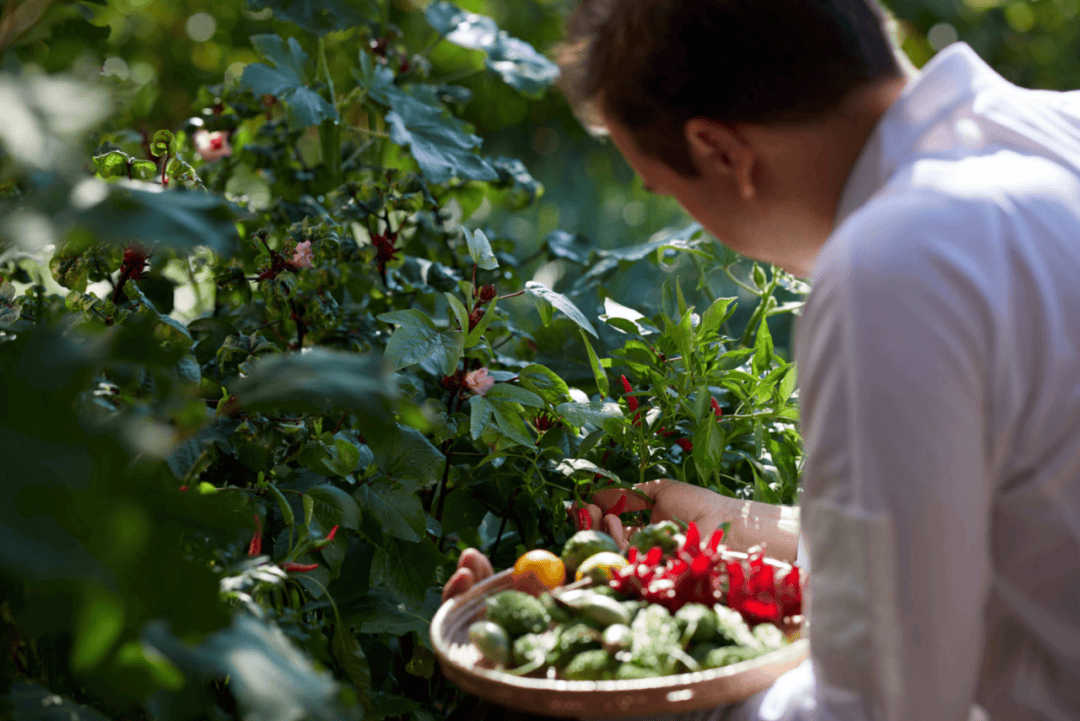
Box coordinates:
[592,480,666,514]
[442,548,493,604]
[586,503,602,531]
[457,547,493,582]
[441,567,475,603]
[601,513,627,551]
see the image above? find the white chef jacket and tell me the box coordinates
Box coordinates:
[733,41,1080,721]
[586,42,1080,721]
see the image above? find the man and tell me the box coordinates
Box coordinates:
[447,1,1080,718]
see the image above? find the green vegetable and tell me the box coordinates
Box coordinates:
[629,604,680,673]
[615,662,656,679]
[539,591,571,624]
[696,645,763,669]
[549,623,601,667]
[486,590,551,638]
[675,603,718,644]
[468,621,510,667]
[714,605,762,650]
[572,592,631,629]
[626,521,680,557]
[561,530,620,577]
[752,622,786,650]
[601,624,632,654]
[512,631,557,667]
[563,649,618,680]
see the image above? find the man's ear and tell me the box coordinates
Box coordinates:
[684,118,757,200]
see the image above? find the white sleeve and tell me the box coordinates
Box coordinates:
[730,210,996,721]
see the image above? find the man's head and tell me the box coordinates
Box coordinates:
[559,0,911,276]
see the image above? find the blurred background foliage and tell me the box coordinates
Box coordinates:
[9,0,1075,358]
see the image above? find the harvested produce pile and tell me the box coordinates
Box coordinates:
[465,521,803,681]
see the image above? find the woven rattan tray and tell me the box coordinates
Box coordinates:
[431,560,809,719]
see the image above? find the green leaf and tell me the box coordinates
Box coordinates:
[491,156,543,208]
[484,35,559,99]
[7,682,113,721]
[485,383,543,407]
[384,97,497,184]
[370,424,444,491]
[240,34,338,129]
[525,281,597,337]
[490,402,533,446]
[464,299,496,347]
[579,329,608,398]
[555,401,623,431]
[444,292,469,334]
[424,2,558,98]
[517,363,570,403]
[753,421,765,459]
[554,458,620,483]
[674,309,695,370]
[716,347,754,371]
[228,350,392,417]
[348,587,435,641]
[355,484,426,542]
[71,590,125,671]
[379,310,463,375]
[306,485,361,532]
[463,227,498,270]
[332,625,372,710]
[247,0,376,35]
[144,615,357,721]
[699,297,737,337]
[371,537,443,604]
[425,1,497,42]
[469,394,493,439]
[76,185,239,256]
[692,416,724,479]
[778,364,797,403]
[752,315,774,377]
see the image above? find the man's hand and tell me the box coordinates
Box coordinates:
[440,480,801,603]
[440,548,494,603]
[582,480,800,562]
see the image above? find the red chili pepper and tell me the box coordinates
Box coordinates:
[620,375,637,411]
[605,518,802,621]
[675,438,693,453]
[576,507,593,531]
[313,525,340,549]
[620,375,642,426]
[281,562,319,573]
[706,528,725,554]
[248,514,263,557]
[711,397,723,419]
[603,493,627,518]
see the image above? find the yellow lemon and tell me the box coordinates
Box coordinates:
[575,551,629,583]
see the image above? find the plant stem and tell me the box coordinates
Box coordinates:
[317,36,337,107]
[724,265,760,296]
[433,438,453,522]
[489,487,520,559]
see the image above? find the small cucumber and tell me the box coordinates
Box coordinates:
[577,593,631,628]
[468,621,510,667]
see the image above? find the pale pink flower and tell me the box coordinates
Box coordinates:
[464,368,495,396]
[193,130,232,163]
[291,240,314,269]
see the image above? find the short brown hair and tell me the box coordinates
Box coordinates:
[559,0,904,176]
